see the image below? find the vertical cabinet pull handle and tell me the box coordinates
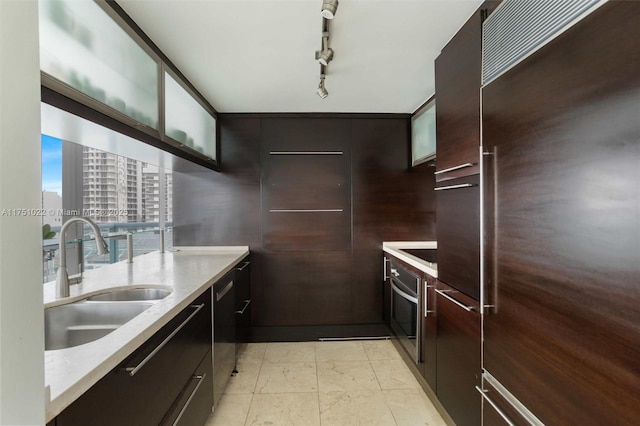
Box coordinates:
[383,257,390,280]
[435,289,475,312]
[423,280,434,317]
[124,303,205,376]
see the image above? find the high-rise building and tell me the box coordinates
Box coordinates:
[82,147,171,224]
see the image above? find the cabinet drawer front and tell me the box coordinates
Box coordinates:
[436,174,480,300]
[435,281,481,426]
[161,349,214,426]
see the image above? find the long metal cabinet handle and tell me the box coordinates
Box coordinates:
[236,299,251,315]
[434,162,474,175]
[172,373,207,426]
[269,209,344,213]
[236,261,250,271]
[435,289,475,312]
[269,151,343,155]
[216,281,234,301]
[125,303,205,376]
[391,282,418,304]
[424,280,434,317]
[383,257,390,280]
[476,386,516,426]
[434,183,475,191]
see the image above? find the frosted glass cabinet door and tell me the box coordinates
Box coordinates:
[164,72,217,161]
[411,102,437,166]
[39,0,159,128]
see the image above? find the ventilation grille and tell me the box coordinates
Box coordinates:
[482,0,601,85]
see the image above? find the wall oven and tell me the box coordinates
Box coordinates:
[389,260,421,363]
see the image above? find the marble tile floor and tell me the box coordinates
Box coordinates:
[205,340,447,426]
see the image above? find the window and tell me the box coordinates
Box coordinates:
[41,105,173,283]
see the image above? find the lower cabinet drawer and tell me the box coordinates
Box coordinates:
[161,349,214,426]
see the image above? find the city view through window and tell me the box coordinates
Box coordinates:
[42,135,173,282]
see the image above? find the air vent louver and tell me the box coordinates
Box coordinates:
[482,0,602,85]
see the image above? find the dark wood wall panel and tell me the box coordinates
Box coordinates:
[482,2,640,424]
[351,119,436,251]
[351,250,385,324]
[263,211,351,252]
[260,252,352,326]
[174,115,437,332]
[172,117,261,247]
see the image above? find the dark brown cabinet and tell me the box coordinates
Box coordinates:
[435,280,481,426]
[434,1,499,182]
[420,274,436,391]
[479,378,532,426]
[55,288,213,426]
[161,349,214,426]
[435,174,480,300]
[234,256,251,344]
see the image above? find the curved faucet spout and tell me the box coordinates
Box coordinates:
[56,217,110,298]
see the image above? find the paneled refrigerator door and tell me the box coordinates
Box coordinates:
[481,2,640,424]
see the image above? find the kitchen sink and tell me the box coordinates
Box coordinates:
[86,287,172,302]
[45,301,154,351]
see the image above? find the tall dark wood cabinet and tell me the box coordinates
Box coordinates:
[482,2,640,424]
[434,1,499,182]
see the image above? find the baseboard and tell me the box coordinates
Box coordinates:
[248,324,391,342]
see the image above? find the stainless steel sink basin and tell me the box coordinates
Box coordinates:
[45,301,154,350]
[86,288,171,302]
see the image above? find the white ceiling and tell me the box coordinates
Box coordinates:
[118,0,483,114]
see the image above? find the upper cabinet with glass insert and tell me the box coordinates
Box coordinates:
[411,98,436,167]
[164,71,217,161]
[39,0,159,129]
[39,0,219,169]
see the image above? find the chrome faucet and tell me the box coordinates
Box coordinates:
[56,217,109,298]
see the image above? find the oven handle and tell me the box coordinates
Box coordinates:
[391,281,418,304]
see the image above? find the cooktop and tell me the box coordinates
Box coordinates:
[400,248,437,264]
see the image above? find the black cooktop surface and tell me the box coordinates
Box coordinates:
[400,249,437,264]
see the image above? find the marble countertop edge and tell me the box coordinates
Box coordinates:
[383,241,438,278]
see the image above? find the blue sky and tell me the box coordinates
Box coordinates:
[41,134,62,195]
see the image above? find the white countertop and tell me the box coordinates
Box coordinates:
[383,241,438,278]
[44,246,249,422]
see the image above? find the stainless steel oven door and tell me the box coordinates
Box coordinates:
[390,278,420,363]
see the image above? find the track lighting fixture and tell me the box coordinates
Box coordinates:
[321,0,339,19]
[317,75,328,99]
[316,33,334,66]
[315,2,337,99]
[318,48,334,66]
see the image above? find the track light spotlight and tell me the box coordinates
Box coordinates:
[321,0,339,19]
[318,48,334,66]
[317,76,328,99]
